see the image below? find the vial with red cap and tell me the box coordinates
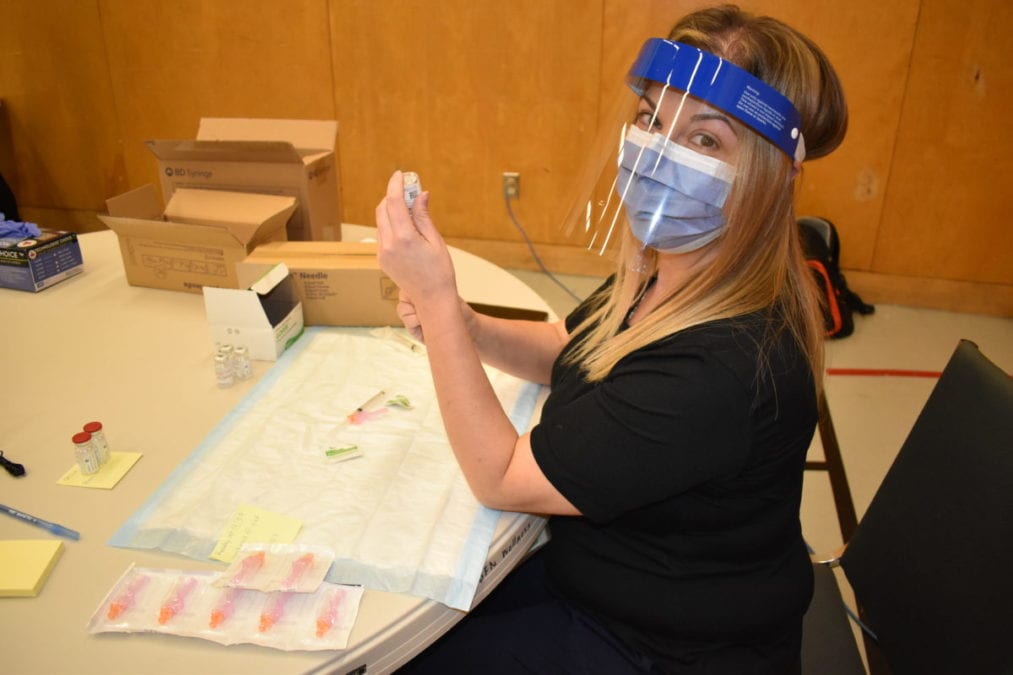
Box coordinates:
[72,432,100,475]
[83,421,110,464]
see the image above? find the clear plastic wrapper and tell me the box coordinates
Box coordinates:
[89,565,363,651]
[216,543,335,593]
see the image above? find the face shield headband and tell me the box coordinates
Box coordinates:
[629,39,805,163]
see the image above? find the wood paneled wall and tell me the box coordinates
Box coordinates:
[1,0,1009,315]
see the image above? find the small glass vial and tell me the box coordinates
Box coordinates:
[403,171,421,208]
[82,421,110,464]
[72,431,100,475]
[232,345,253,381]
[214,353,234,389]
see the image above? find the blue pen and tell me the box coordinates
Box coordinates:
[0,502,80,540]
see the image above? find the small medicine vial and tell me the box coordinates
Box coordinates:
[214,353,234,389]
[72,431,101,475]
[232,345,253,381]
[82,421,110,464]
[403,171,421,208]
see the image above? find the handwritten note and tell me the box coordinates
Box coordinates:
[57,452,143,489]
[210,504,302,563]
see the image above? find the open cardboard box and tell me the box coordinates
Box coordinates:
[240,241,400,326]
[202,262,304,361]
[98,184,295,293]
[148,118,342,242]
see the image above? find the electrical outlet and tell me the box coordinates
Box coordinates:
[503,172,520,199]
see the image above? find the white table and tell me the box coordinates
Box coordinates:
[1,228,550,675]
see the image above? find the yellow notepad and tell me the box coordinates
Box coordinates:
[0,540,64,597]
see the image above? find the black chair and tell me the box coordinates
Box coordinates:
[801,340,1013,675]
[807,391,859,542]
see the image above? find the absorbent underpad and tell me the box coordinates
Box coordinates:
[110,328,542,611]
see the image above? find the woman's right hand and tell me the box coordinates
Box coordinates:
[397,289,424,342]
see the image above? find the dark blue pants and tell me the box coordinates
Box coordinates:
[396,549,655,674]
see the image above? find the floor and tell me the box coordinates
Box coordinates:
[508,267,1013,670]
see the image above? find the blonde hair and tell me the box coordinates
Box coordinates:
[566,5,847,387]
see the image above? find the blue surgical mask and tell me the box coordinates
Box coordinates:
[618,126,735,253]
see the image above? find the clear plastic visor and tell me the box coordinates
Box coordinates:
[561,39,803,263]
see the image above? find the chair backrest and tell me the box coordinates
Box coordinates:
[841,340,1013,675]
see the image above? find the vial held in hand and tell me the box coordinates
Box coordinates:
[403,171,421,208]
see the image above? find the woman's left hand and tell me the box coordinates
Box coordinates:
[375,171,458,314]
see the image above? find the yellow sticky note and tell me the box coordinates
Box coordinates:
[57,452,143,489]
[0,540,64,597]
[210,504,302,563]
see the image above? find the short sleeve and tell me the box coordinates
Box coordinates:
[531,341,753,523]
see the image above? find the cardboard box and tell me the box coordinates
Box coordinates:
[98,184,295,294]
[202,262,304,361]
[240,241,400,326]
[148,118,342,242]
[0,229,83,292]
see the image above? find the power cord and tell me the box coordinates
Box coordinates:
[844,603,879,642]
[502,183,583,304]
[804,539,879,642]
[0,450,26,477]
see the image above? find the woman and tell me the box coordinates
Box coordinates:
[376,5,847,673]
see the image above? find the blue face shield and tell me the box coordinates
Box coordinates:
[561,38,804,262]
[618,126,735,253]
